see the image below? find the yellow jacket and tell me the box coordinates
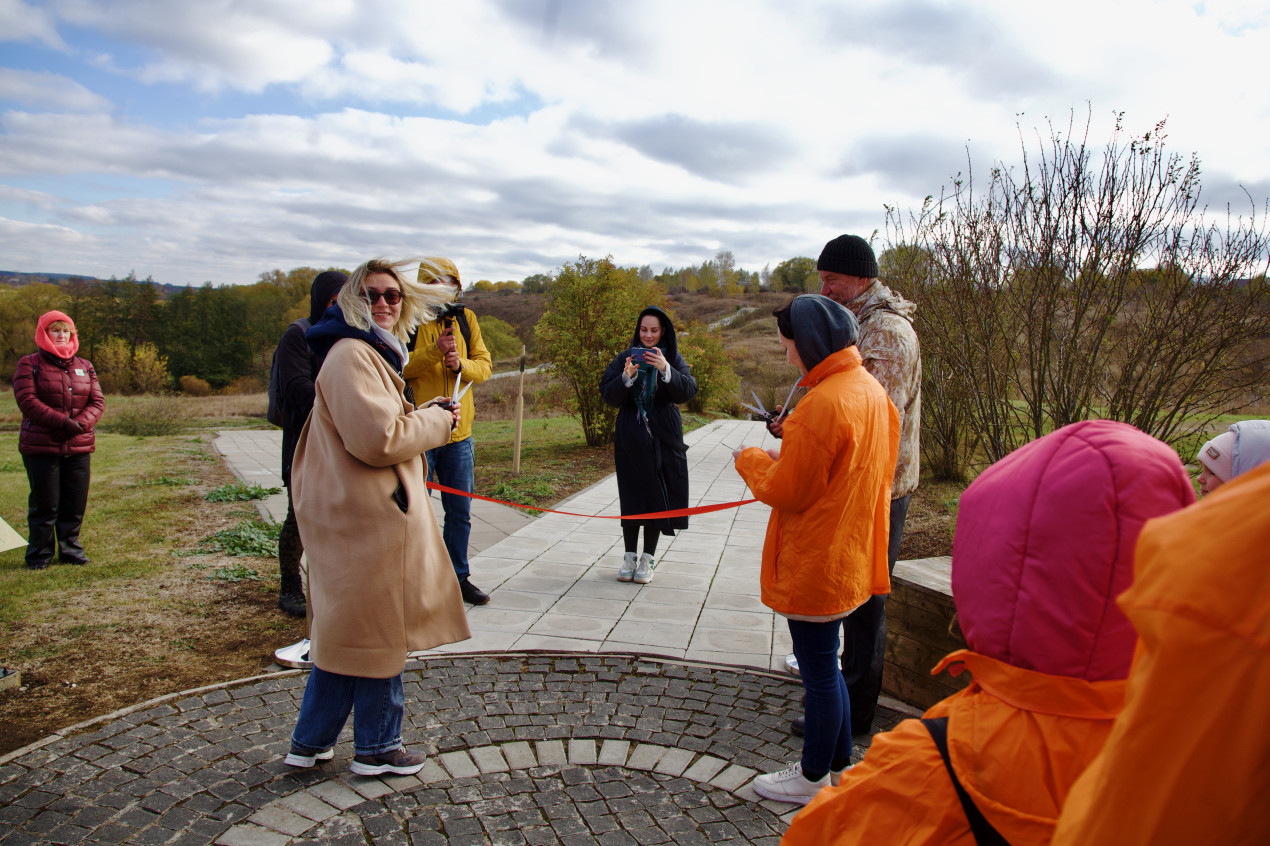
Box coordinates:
[403,307,492,443]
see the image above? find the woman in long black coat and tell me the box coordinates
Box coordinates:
[599,306,698,584]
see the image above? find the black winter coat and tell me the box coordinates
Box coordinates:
[278,271,347,486]
[14,351,104,456]
[599,307,698,533]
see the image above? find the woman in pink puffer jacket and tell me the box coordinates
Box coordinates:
[13,310,104,570]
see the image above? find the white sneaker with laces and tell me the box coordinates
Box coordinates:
[752,762,830,805]
[617,552,638,582]
[633,552,656,584]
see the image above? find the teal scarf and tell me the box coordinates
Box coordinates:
[632,361,658,434]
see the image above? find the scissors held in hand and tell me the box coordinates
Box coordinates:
[739,383,800,423]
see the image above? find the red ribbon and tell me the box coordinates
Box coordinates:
[425,481,758,520]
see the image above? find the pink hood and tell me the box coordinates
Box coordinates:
[952,420,1194,681]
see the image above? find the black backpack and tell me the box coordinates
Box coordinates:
[406,305,472,354]
[266,318,311,427]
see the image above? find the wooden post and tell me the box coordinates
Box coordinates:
[512,345,526,474]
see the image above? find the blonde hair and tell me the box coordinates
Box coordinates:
[340,257,457,343]
[48,320,74,333]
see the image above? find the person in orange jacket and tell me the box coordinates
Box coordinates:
[733,294,899,805]
[1052,459,1270,846]
[782,420,1195,844]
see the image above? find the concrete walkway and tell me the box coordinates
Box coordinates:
[217,420,794,671]
[0,420,925,846]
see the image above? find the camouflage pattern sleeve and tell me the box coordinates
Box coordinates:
[857,312,922,500]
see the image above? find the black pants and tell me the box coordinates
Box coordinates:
[840,494,911,734]
[23,452,91,566]
[278,487,304,586]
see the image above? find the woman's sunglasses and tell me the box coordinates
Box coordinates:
[364,288,403,306]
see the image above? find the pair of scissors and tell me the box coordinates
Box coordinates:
[739,382,800,424]
[447,369,472,410]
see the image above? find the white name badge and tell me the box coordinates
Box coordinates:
[75,368,85,375]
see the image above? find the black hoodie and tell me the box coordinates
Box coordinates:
[277,270,347,485]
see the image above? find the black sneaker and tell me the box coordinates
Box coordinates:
[459,579,490,605]
[791,716,805,737]
[350,747,426,776]
[58,555,90,566]
[25,561,51,571]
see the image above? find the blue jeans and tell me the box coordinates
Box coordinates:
[789,618,853,780]
[840,494,911,733]
[290,667,405,757]
[426,436,474,581]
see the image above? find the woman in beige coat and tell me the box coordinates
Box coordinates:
[284,257,471,777]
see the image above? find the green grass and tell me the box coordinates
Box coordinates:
[193,518,280,558]
[0,431,220,623]
[204,483,281,502]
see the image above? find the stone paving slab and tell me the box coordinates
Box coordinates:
[0,654,915,844]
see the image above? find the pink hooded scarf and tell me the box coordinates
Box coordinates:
[35,310,79,360]
[952,419,1196,681]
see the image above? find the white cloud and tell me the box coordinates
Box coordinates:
[0,0,1266,284]
[0,68,110,111]
[0,0,66,48]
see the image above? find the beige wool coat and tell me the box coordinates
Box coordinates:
[292,338,471,678]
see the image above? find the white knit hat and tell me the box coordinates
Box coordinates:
[1197,431,1236,482]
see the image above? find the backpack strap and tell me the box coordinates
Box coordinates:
[922,718,1011,846]
[407,307,473,356]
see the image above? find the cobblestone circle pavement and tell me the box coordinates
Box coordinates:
[0,652,911,845]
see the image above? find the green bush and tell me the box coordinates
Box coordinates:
[479,315,523,360]
[677,320,740,414]
[103,398,186,436]
[179,375,211,396]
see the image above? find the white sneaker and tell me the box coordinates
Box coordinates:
[633,552,656,584]
[284,746,335,768]
[274,638,312,669]
[752,762,829,805]
[617,552,638,582]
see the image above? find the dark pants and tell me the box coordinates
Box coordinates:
[278,487,304,587]
[789,618,854,780]
[23,452,91,566]
[840,494,911,734]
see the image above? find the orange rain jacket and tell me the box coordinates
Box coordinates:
[734,345,898,619]
[782,421,1196,845]
[784,651,1126,845]
[1053,460,1270,846]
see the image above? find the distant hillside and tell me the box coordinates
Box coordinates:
[0,270,186,297]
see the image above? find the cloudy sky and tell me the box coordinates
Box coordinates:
[1,0,1268,287]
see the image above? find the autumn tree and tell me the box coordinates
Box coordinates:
[534,256,665,446]
[770,257,817,293]
[887,110,1270,469]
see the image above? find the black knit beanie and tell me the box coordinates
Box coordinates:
[817,234,878,278]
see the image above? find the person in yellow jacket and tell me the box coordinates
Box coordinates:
[1052,459,1270,846]
[733,294,900,805]
[403,257,493,605]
